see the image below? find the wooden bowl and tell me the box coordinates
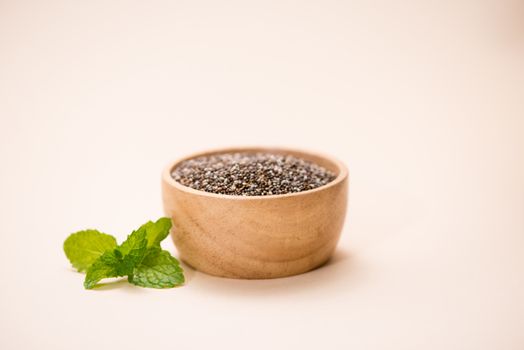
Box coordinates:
[161,147,349,279]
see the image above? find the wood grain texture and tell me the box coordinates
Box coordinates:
[162,147,349,279]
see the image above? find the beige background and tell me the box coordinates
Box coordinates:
[1,0,523,349]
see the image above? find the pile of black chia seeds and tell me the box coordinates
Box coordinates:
[172,152,336,196]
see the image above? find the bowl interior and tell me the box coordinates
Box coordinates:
[164,147,348,199]
[169,147,344,176]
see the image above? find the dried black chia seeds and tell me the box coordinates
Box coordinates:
[172,152,336,196]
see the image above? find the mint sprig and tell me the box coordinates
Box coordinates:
[64,218,184,289]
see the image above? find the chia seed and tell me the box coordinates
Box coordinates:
[171,152,336,196]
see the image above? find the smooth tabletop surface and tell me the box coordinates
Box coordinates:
[1,0,523,349]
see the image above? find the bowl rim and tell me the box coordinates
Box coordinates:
[162,146,349,200]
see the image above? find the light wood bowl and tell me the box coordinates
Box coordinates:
[161,147,349,279]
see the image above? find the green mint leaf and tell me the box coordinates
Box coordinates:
[63,230,117,272]
[117,226,148,273]
[84,250,121,289]
[143,217,172,249]
[83,225,149,289]
[129,248,184,289]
